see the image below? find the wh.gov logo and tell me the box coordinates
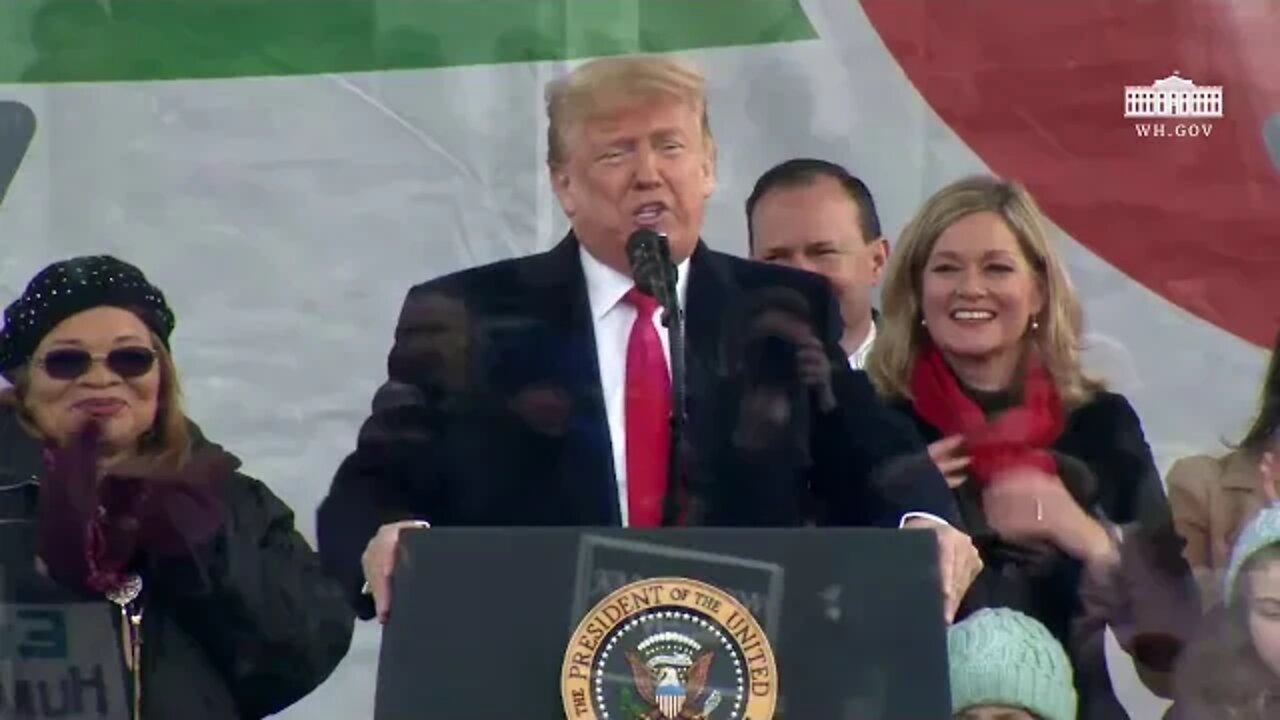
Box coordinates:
[1124,72,1222,138]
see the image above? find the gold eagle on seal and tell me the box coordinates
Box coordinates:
[624,649,721,719]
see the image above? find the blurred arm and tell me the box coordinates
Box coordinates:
[806,286,958,528]
[316,284,456,618]
[1165,455,1223,609]
[1070,397,1200,698]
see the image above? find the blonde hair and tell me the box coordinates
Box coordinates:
[865,175,1103,408]
[545,54,714,167]
[0,333,192,469]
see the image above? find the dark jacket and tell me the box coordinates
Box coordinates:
[318,235,956,618]
[891,389,1199,718]
[0,407,354,720]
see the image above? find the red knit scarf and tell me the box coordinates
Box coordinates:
[910,344,1065,486]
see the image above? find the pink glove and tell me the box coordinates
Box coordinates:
[37,420,233,595]
[36,421,104,592]
[100,447,232,560]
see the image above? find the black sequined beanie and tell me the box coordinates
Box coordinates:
[0,255,175,374]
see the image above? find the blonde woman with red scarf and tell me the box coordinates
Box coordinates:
[866,176,1200,720]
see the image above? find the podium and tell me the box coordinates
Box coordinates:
[374,527,950,720]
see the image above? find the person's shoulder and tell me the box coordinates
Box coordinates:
[396,246,575,328]
[0,401,43,478]
[707,248,829,295]
[1060,391,1157,460]
[1165,452,1227,493]
[881,394,936,439]
[208,454,297,526]
[0,401,22,437]
[885,393,915,416]
[702,249,836,326]
[1069,389,1143,428]
[405,252,547,301]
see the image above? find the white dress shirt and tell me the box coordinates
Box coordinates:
[847,321,877,370]
[580,246,690,526]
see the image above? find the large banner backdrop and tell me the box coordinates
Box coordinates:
[1,1,1276,717]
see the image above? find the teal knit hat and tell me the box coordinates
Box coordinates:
[1224,504,1280,605]
[947,608,1077,720]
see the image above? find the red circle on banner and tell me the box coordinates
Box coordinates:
[863,0,1280,348]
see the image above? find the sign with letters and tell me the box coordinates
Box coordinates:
[570,535,786,639]
[0,602,130,720]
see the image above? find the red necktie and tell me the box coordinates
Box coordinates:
[622,288,671,527]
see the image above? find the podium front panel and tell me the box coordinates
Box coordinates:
[376,527,948,720]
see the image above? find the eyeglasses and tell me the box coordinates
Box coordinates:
[35,347,157,381]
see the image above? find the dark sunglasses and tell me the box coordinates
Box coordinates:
[35,346,157,381]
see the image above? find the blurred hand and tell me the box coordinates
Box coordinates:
[927,435,971,489]
[983,468,1116,566]
[362,519,431,623]
[903,517,982,623]
[509,385,572,436]
[1260,450,1278,505]
[36,421,104,590]
[81,447,233,592]
[90,472,146,589]
[982,469,1064,546]
[732,387,793,451]
[747,309,834,411]
[794,336,836,412]
[127,449,231,558]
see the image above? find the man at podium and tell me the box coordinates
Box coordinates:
[316,55,979,626]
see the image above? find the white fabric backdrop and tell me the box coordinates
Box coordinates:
[0,2,1268,717]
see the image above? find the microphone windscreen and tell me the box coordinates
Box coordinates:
[626,229,660,263]
[626,229,665,297]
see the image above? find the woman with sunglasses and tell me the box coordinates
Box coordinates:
[0,255,353,719]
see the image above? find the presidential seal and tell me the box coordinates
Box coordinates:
[562,577,777,720]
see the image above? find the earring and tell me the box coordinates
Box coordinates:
[1031,317,1040,331]
[920,317,927,327]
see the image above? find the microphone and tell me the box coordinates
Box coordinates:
[625,229,679,318]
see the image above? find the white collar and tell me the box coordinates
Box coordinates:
[580,244,691,320]
[848,321,877,369]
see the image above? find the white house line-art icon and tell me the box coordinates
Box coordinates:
[1124,72,1223,119]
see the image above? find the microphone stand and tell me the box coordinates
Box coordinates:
[660,299,687,526]
[658,262,688,527]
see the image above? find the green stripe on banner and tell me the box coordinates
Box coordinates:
[0,0,816,84]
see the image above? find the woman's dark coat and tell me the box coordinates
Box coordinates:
[0,407,353,719]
